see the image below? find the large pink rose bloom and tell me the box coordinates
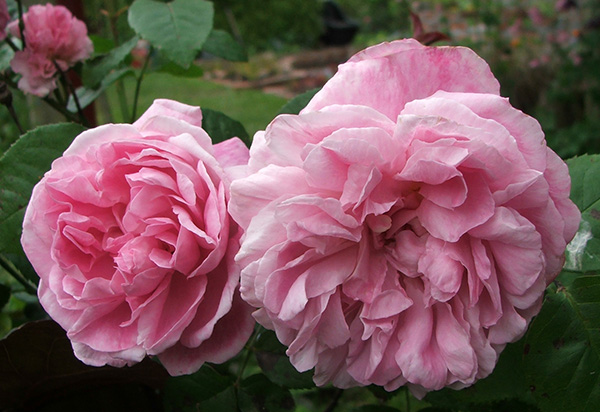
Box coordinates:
[0,0,9,41]
[8,4,93,96]
[22,99,255,375]
[229,40,581,395]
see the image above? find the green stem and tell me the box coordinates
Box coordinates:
[323,389,343,412]
[16,0,26,49]
[115,80,130,122]
[131,46,152,123]
[0,254,37,295]
[236,326,259,387]
[5,102,24,134]
[42,96,80,123]
[4,37,19,52]
[2,74,77,124]
[53,62,88,127]
[104,0,129,122]
[405,386,411,412]
[0,79,25,134]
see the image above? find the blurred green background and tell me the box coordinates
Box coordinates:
[2,0,599,159]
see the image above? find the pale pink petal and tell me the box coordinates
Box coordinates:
[304,41,500,119]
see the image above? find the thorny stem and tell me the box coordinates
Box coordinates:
[0,254,37,295]
[405,386,412,412]
[131,46,152,123]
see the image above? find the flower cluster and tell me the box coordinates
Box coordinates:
[8,4,92,96]
[21,38,579,396]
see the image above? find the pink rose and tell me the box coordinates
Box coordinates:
[21,99,255,375]
[8,4,93,96]
[9,50,58,97]
[0,0,9,41]
[229,40,580,395]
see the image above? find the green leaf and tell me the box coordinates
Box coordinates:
[277,88,320,115]
[564,155,600,272]
[68,67,133,112]
[83,36,139,88]
[518,154,600,412]
[0,123,87,254]
[198,386,238,412]
[254,329,314,389]
[238,374,295,412]
[162,365,233,412]
[201,108,250,146]
[0,42,15,72]
[128,0,214,68]
[425,337,534,408]
[88,35,116,56]
[203,29,247,62]
[3,253,39,285]
[523,277,600,412]
[158,60,204,78]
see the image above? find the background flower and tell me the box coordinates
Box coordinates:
[230,39,580,395]
[21,99,255,375]
[0,0,9,41]
[8,4,93,96]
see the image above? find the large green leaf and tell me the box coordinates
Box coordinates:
[277,88,320,115]
[425,337,535,408]
[128,0,214,68]
[162,365,233,412]
[203,29,247,62]
[0,43,14,72]
[201,108,250,147]
[68,67,133,112]
[523,277,600,412]
[83,36,139,88]
[238,374,295,412]
[253,329,314,389]
[520,154,600,412]
[0,123,86,254]
[564,154,600,272]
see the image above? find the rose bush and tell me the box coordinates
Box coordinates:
[229,39,581,395]
[21,99,254,375]
[8,3,93,96]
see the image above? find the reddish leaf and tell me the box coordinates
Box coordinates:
[410,11,450,45]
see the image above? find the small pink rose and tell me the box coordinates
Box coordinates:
[22,99,255,375]
[10,50,57,97]
[230,40,580,395]
[8,4,93,96]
